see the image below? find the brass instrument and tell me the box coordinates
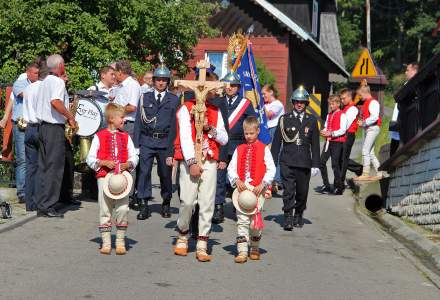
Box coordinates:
[65,94,79,144]
[17,117,27,130]
[76,137,92,173]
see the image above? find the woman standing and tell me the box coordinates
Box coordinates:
[262,84,285,191]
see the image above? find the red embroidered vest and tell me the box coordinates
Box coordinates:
[96,129,129,178]
[174,101,220,162]
[236,141,266,187]
[342,102,359,134]
[361,98,382,126]
[326,110,346,142]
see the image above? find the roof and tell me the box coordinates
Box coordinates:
[250,0,349,77]
[319,12,345,68]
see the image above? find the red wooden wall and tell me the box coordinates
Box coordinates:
[187,35,290,105]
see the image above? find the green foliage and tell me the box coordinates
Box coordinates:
[255,58,276,86]
[0,0,218,90]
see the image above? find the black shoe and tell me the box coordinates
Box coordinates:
[37,208,64,218]
[129,195,139,210]
[190,205,199,239]
[137,199,150,220]
[212,204,224,224]
[161,204,171,218]
[67,199,81,206]
[294,213,304,228]
[316,185,333,194]
[283,211,293,231]
[18,196,25,204]
[333,188,344,195]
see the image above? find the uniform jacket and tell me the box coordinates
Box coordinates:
[133,90,179,157]
[271,111,320,169]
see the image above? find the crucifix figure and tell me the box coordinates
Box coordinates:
[174,60,229,167]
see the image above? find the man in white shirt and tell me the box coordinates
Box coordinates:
[113,60,141,138]
[34,54,77,218]
[22,62,48,211]
[87,66,116,117]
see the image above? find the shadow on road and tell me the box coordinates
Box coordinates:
[89,236,139,250]
[265,214,312,227]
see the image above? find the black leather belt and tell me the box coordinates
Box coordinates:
[27,123,39,127]
[146,131,168,139]
[124,120,135,124]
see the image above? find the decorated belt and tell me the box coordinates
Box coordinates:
[146,131,168,139]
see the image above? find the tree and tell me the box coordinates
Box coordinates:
[0,0,218,90]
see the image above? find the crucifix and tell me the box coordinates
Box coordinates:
[174,60,229,167]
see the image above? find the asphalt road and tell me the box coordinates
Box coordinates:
[1,174,439,299]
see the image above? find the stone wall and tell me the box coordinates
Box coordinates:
[387,136,440,232]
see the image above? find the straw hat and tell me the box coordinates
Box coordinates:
[103,171,133,200]
[232,183,264,215]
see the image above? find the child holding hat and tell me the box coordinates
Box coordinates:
[87,103,139,255]
[227,116,275,263]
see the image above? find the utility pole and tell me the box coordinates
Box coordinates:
[366,0,371,51]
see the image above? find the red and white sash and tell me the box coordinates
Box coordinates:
[228,98,251,129]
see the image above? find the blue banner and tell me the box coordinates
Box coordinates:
[235,43,271,144]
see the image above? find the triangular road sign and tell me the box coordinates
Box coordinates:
[352,48,378,78]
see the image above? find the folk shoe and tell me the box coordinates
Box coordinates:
[234,252,248,263]
[249,248,260,260]
[100,232,111,255]
[174,238,188,256]
[115,230,127,255]
[196,249,211,262]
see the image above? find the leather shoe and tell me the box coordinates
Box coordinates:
[294,214,304,228]
[316,185,333,194]
[283,211,293,231]
[37,208,64,218]
[161,204,171,218]
[212,204,224,224]
[137,199,150,220]
[333,188,344,195]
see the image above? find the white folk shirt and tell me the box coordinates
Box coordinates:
[114,76,141,122]
[23,80,42,124]
[265,99,285,128]
[364,99,380,126]
[177,105,228,162]
[35,75,69,124]
[86,131,139,171]
[344,105,358,132]
[227,145,276,186]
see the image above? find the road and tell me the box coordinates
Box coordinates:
[0,173,439,299]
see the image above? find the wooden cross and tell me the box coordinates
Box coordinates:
[174,60,229,166]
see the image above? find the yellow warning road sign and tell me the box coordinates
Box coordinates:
[352,48,377,77]
[307,94,322,128]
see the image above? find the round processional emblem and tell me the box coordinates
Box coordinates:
[75,98,103,137]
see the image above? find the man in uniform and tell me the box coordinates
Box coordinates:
[271,86,320,230]
[212,71,255,224]
[133,64,179,219]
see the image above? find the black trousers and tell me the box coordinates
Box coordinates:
[137,145,172,204]
[35,123,71,211]
[390,138,399,157]
[341,132,363,182]
[319,141,344,190]
[215,155,232,205]
[281,165,311,214]
[24,125,39,210]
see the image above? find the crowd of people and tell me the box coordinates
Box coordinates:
[3,53,410,262]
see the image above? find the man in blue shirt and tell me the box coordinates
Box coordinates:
[11,62,39,203]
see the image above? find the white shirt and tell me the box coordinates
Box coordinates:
[35,75,69,124]
[177,105,228,162]
[364,99,380,126]
[114,76,141,121]
[292,110,305,122]
[88,81,113,114]
[324,110,347,137]
[226,95,239,106]
[153,89,166,103]
[141,83,154,94]
[23,80,42,124]
[265,100,285,128]
[344,105,358,131]
[86,131,139,171]
[227,145,276,186]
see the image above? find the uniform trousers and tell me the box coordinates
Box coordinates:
[97,178,129,232]
[362,125,381,172]
[215,155,232,205]
[341,132,363,182]
[236,198,264,253]
[137,145,172,204]
[177,160,217,237]
[319,141,344,190]
[24,125,39,210]
[280,165,311,213]
[35,123,71,211]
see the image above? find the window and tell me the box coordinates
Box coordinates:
[205,52,228,79]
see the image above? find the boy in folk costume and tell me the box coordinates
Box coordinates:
[354,85,383,181]
[173,87,228,262]
[317,95,347,195]
[227,116,275,263]
[87,103,139,255]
